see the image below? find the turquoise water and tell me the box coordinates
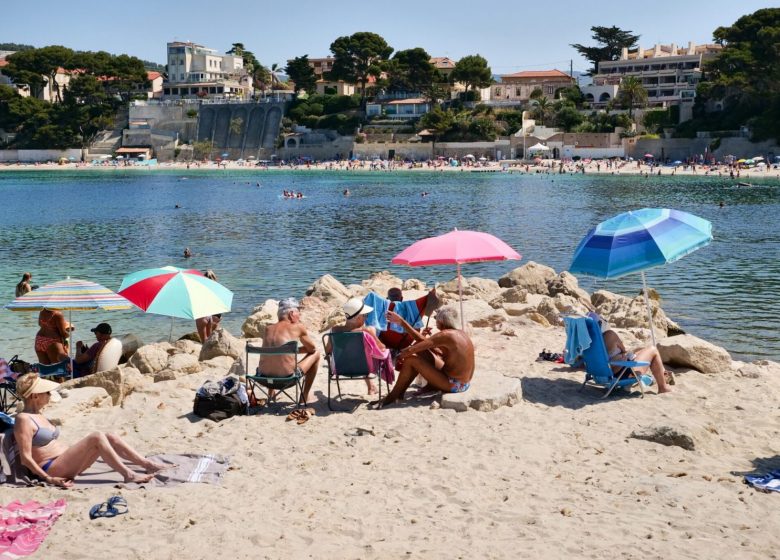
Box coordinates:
[1,169,778,361]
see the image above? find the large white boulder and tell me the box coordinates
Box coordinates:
[498,261,557,294]
[174,339,202,355]
[657,334,733,373]
[441,370,521,412]
[167,352,201,374]
[440,276,501,301]
[459,299,508,328]
[305,274,352,305]
[546,272,591,305]
[60,365,149,406]
[127,342,173,374]
[199,328,243,361]
[242,299,279,338]
[361,271,404,297]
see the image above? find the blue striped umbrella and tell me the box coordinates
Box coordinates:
[569,208,712,344]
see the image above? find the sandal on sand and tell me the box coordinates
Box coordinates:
[664,370,676,386]
[89,496,128,520]
[286,408,316,424]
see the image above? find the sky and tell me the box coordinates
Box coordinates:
[2,0,773,73]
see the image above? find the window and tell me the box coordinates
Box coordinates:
[495,87,502,96]
[515,87,522,97]
[545,85,554,95]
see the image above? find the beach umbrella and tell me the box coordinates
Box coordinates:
[5,278,132,376]
[528,143,550,152]
[118,266,233,340]
[569,208,712,345]
[643,153,654,158]
[752,156,764,161]
[463,154,475,159]
[392,229,521,329]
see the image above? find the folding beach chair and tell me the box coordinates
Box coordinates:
[36,359,71,381]
[563,316,653,398]
[322,332,390,411]
[244,341,303,411]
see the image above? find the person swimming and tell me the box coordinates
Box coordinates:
[184,247,193,258]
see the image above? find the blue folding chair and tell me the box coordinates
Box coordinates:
[564,316,653,398]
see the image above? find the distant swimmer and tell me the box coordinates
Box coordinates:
[343,189,350,196]
[719,201,725,208]
[175,204,181,209]
[184,247,193,258]
[256,182,261,187]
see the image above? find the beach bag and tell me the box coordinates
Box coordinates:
[193,377,247,422]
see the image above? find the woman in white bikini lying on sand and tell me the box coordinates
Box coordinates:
[13,373,168,488]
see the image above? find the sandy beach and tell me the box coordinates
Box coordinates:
[3,266,779,560]
[1,159,779,180]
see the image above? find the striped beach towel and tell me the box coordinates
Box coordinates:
[0,499,67,559]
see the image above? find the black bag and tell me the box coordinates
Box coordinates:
[193,378,247,422]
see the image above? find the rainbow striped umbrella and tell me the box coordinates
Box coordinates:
[5,278,132,312]
[569,208,712,344]
[118,266,232,320]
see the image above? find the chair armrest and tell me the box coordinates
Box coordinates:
[609,360,650,368]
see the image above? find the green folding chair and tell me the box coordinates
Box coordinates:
[245,341,303,411]
[322,332,387,411]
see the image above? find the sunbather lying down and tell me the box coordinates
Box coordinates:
[13,373,169,488]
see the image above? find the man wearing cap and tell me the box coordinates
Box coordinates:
[259,298,320,404]
[73,322,113,377]
[325,297,386,395]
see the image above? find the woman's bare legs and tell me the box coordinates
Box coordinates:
[45,432,165,483]
[632,346,672,393]
[44,342,68,365]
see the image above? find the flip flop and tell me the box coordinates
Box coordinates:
[296,408,315,425]
[89,495,128,520]
[664,370,677,385]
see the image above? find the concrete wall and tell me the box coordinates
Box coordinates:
[353,142,432,161]
[197,102,286,156]
[0,149,82,162]
[276,136,355,161]
[435,141,512,160]
[628,137,780,161]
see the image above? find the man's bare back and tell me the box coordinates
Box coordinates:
[260,321,308,376]
[421,329,475,383]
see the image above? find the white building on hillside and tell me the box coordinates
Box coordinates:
[163,41,248,99]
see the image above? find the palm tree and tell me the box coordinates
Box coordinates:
[617,76,648,119]
[269,63,281,90]
[532,96,553,126]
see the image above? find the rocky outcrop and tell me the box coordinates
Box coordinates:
[127,342,173,374]
[402,278,426,291]
[441,371,522,412]
[459,299,508,328]
[361,271,403,297]
[199,328,243,361]
[546,272,591,306]
[440,277,501,301]
[242,299,279,338]
[116,334,143,361]
[498,261,556,294]
[305,274,352,305]
[593,291,680,336]
[489,287,528,308]
[174,339,202,355]
[60,365,149,406]
[657,334,732,373]
[629,424,701,451]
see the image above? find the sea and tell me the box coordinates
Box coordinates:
[1,168,778,362]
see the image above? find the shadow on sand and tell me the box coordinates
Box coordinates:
[521,376,644,410]
[731,455,780,478]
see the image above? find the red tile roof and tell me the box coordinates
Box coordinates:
[0,59,7,68]
[502,69,572,79]
[147,71,162,80]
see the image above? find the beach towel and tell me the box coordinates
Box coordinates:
[363,292,426,334]
[744,470,780,493]
[72,453,231,488]
[0,499,67,560]
[564,316,592,366]
[0,431,35,487]
[362,332,395,384]
[363,292,390,332]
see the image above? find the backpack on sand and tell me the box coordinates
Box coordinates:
[193,377,248,422]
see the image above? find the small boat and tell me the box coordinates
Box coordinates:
[738,182,753,187]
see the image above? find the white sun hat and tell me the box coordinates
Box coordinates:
[343,297,373,319]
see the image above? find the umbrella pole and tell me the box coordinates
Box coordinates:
[641,271,657,346]
[457,263,465,330]
[68,309,73,380]
[169,316,174,343]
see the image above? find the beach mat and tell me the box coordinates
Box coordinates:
[0,499,67,559]
[744,470,780,493]
[74,453,230,488]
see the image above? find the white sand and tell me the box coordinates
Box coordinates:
[5,301,780,559]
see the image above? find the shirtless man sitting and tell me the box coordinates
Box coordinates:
[380,306,474,407]
[258,298,320,404]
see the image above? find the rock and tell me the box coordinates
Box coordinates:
[242,299,279,338]
[440,276,501,301]
[167,353,201,374]
[199,328,243,361]
[546,272,591,305]
[534,295,588,326]
[361,271,403,296]
[45,387,112,424]
[525,313,551,328]
[321,307,347,332]
[60,365,150,406]
[402,278,426,291]
[737,360,780,379]
[441,371,522,412]
[153,369,189,383]
[177,332,202,343]
[305,274,352,304]
[174,339,202,355]
[594,292,678,336]
[657,334,732,373]
[490,286,528,307]
[202,355,235,372]
[591,289,620,309]
[498,261,557,294]
[299,296,331,333]
[116,334,143,361]
[629,424,698,451]
[459,299,508,328]
[227,356,247,377]
[127,343,173,374]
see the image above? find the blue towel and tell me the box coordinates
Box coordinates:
[564,316,592,365]
[363,292,390,332]
[745,470,780,493]
[363,292,425,333]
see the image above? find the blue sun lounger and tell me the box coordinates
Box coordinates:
[563,316,653,398]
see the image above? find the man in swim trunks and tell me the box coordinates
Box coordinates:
[73,322,113,377]
[258,298,320,404]
[380,305,474,407]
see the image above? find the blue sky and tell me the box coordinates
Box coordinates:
[2,0,771,73]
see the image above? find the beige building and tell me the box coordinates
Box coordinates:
[163,41,248,99]
[490,70,575,105]
[584,42,723,118]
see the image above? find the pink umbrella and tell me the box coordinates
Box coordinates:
[392,229,521,329]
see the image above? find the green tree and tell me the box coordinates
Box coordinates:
[532,96,553,126]
[329,32,393,102]
[285,56,317,94]
[553,104,584,131]
[5,45,75,101]
[192,140,213,160]
[386,48,436,92]
[617,76,648,118]
[571,26,640,75]
[451,54,493,94]
[229,117,243,136]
